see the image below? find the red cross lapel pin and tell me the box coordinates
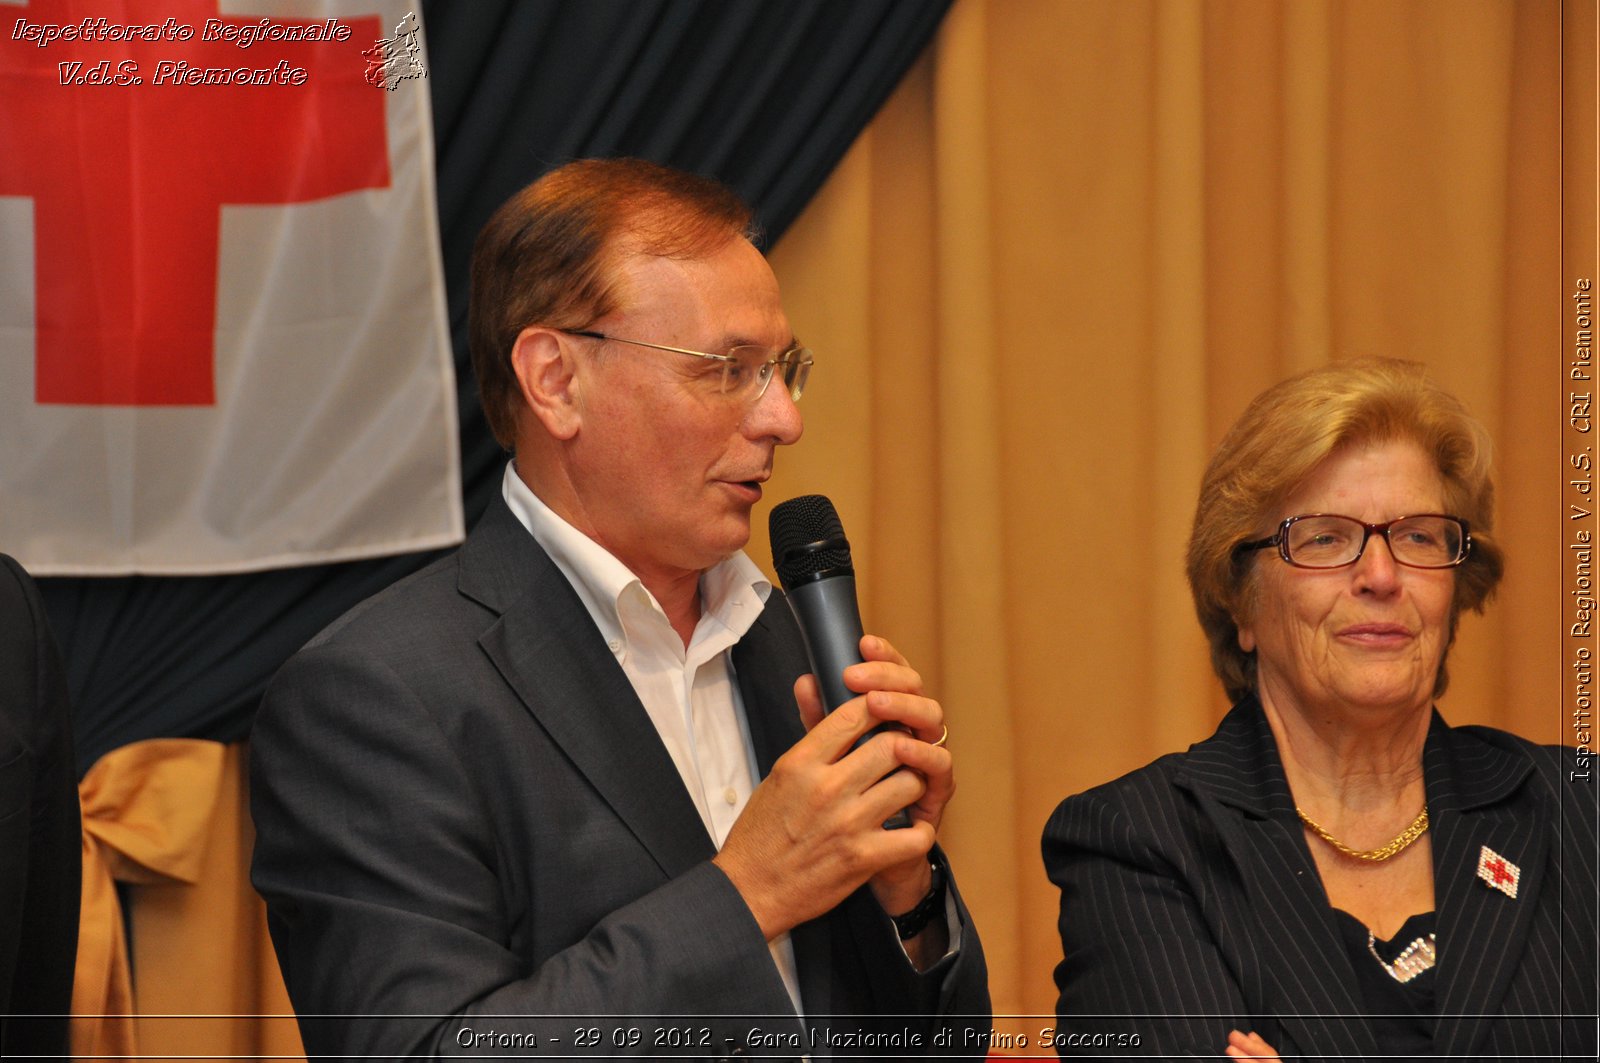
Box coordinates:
[1477,845,1521,899]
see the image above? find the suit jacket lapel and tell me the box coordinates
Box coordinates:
[734,599,808,774]
[1177,701,1377,1058]
[1182,703,1551,1057]
[1425,719,1543,1058]
[462,496,717,880]
[732,596,836,1035]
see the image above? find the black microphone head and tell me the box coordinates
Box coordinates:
[769,494,854,589]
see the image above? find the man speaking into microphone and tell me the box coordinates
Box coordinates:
[250,158,989,1059]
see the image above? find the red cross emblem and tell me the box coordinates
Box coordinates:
[1477,844,1521,899]
[0,0,390,405]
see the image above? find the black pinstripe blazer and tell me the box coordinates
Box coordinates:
[1042,698,1597,1059]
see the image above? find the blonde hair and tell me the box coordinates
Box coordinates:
[1187,358,1504,701]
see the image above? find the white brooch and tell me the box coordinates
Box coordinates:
[1476,845,1521,899]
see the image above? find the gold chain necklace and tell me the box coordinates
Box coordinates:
[1295,804,1429,862]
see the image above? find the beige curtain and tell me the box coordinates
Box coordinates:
[74,740,303,1062]
[763,0,1570,1021]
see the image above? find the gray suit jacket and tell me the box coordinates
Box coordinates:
[251,495,988,1060]
[1042,698,1597,1059]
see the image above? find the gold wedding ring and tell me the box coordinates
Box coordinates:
[931,724,948,748]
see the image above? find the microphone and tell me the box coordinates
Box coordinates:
[769,494,911,830]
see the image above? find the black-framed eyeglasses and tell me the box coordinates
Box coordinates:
[1235,513,1472,570]
[562,329,813,404]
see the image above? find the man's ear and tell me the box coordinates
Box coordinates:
[511,327,581,440]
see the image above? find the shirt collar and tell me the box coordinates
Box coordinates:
[500,461,771,648]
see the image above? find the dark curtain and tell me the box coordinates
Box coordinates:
[38,0,953,775]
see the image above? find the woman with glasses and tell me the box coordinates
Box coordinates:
[1042,358,1595,1059]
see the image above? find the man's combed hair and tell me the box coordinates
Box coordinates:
[468,158,756,449]
[1186,357,1505,702]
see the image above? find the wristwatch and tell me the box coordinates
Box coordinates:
[890,852,947,940]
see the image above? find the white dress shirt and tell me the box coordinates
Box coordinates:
[501,463,805,1011]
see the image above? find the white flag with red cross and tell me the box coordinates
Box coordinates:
[0,0,461,574]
